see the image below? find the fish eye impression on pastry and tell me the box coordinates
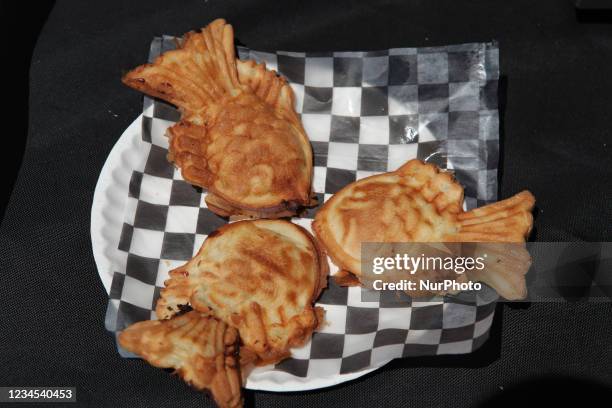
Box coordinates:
[122,18,315,219]
[312,159,536,301]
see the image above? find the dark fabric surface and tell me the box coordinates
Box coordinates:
[0,0,611,407]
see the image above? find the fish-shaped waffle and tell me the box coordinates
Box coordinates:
[122,19,314,218]
[312,159,536,300]
[156,220,328,365]
[118,311,242,408]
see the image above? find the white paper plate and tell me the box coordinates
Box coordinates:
[91,114,384,391]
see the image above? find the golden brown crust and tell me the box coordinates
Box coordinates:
[203,191,310,220]
[332,270,362,287]
[312,218,359,279]
[312,160,467,276]
[235,59,300,124]
[155,220,328,365]
[395,160,465,215]
[313,159,535,300]
[453,190,535,242]
[118,311,242,408]
[122,19,313,218]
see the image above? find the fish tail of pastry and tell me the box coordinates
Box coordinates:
[454,190,536,242]
[122,18,242,122]
[449,190,535,300]
[464,243,532,300]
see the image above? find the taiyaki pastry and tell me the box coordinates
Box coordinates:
[156,219,329,365]
[122,19,314,218]
[119,311,242,408]
[312,159,535,300]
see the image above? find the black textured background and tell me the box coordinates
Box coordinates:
[1,1,611,407]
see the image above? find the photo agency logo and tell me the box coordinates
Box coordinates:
[370,250,487,292]
[360,242,612,302]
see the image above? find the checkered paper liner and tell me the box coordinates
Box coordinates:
[105,36,501,379]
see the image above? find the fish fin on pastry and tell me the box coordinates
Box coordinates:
[453,191,536,242]
[236,59,299,123]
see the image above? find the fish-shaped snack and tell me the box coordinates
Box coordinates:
[312,159,536,300]
[156,220,328,365]
[119,311,242,408]
[122,19,314,218]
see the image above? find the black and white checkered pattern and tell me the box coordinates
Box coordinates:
[106,37,500,377]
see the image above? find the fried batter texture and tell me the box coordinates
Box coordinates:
[313,159,535,300]
[122,19,314,218]
[119,311,242,408]
[156,220,328,365]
